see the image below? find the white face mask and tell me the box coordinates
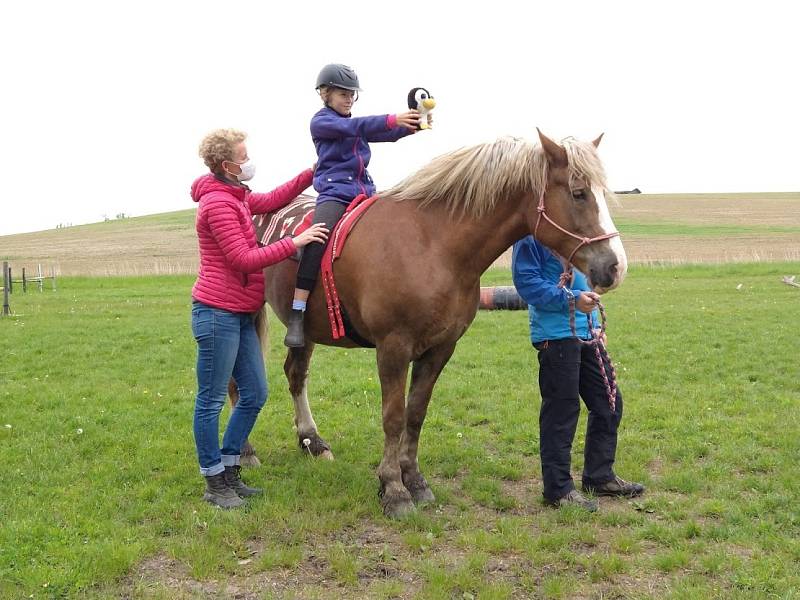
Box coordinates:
[226,159,256,182]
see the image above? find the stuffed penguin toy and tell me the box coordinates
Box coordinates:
[407,87,436,130]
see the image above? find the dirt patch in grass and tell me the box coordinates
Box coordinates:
[125,521,422,600]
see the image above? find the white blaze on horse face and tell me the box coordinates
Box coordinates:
[592,185,628,284]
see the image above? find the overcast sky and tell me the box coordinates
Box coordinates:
[1,1,797,236]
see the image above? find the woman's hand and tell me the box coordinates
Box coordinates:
[292,224,329,248]
[395,110,421,130]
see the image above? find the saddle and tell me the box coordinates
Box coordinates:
[257,194,379,346]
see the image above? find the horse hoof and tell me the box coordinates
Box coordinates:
[299,434,334,459]
[403,474,435,504]
[383,496,416,519]
[240,454,261,468]
[411,486,435,505]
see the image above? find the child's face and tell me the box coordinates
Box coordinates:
[325,87,356,116]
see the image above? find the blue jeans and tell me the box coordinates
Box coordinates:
[191,301,268,476]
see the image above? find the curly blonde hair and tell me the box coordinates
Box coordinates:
[198,128,247,174]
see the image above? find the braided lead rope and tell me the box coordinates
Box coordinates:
[562,272,617,413]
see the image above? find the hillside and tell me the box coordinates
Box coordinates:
[1,193,799,276]
[0,210,198,276]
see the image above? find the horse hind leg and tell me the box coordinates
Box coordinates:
[228,379,261,467]
[401,341,457,505]
[285,343,333,460]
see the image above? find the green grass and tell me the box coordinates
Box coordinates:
[1,263,799,598]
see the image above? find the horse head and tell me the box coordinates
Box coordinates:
[532,129,627,293]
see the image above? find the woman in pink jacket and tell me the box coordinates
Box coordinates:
[191,128,327,508]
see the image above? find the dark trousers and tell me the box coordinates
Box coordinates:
[296,201,348,292]
[534,338,623,501]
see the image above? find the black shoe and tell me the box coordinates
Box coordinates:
[203,472,245,509]
[547,489,598,512]
[223,465,263,498]
[283,309,305,347]
[583,475,645,498]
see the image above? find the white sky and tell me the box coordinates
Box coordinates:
[1,1,798,235]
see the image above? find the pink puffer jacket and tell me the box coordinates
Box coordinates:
[191,170,312,313]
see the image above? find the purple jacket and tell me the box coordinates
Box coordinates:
[310,106,415,204]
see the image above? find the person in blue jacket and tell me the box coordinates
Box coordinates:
[512,235,644,511]
[284,63,425,347]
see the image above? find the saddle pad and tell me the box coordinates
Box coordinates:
[254,195,317,249]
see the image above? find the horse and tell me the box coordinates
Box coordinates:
[235,129,627,518]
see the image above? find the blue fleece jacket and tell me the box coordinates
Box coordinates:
[511,236,598,343]
[310,107,414,205]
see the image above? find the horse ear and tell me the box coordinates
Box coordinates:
[592,133,604,148]
[537,128,568,167]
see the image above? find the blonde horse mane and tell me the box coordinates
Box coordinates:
[383,135,611,218]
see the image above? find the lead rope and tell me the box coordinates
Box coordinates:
[560,265,618,414]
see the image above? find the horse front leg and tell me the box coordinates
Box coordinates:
[401,341,457,504]
[284,343,333,460]
[376,340,415,518]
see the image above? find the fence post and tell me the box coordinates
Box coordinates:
[7,268,11,294]
[2,262,9,316]
[51,266,57,291]
[37,264,43,292]
[22,267,27,293]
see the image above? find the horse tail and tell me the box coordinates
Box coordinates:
[255,305,270,357]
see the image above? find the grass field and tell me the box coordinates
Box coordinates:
[2,192,799,275]
[2,263,799,598]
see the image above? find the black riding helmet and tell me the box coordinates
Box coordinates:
[315,63,362,91]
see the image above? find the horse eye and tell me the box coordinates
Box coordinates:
[572,189,586,200]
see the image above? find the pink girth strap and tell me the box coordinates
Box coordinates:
[320,194,380,340]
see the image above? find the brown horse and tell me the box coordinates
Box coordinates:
[238,130,627,518]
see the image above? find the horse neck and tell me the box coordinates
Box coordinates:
[439,194,530,278]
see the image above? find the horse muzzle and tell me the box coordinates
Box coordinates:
[586,242,627,293]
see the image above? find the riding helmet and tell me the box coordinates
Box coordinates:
[315,63,362,91]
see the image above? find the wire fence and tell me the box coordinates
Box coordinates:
[1,262,57,316]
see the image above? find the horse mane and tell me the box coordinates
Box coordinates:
[383,135,610,218]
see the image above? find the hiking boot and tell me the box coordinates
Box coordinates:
[203,472,245,509]
[583,476,645,498]
[224,465,263,498]
[283,309,305,347]
[548,489,599,512]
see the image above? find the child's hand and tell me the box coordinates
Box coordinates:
[292,224,329,248]
[396,110,421,130]
[576,291,600,314]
